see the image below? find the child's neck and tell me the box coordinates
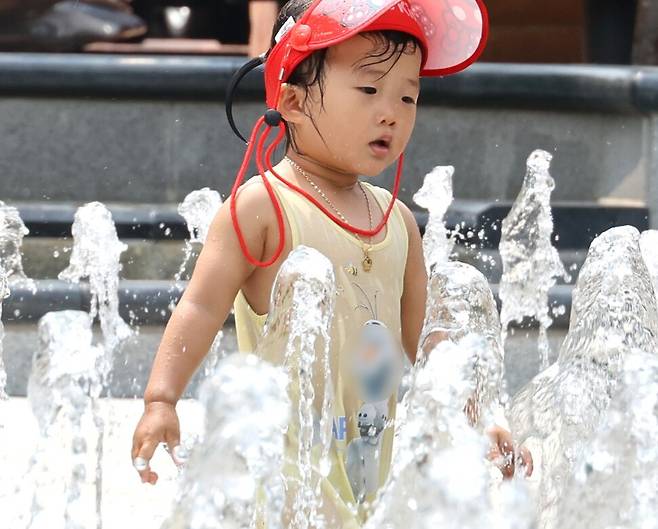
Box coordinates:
[284,152,360,194]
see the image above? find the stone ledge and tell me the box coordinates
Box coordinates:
[12,200,649,250]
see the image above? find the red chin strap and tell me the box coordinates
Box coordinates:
[230,118,404,268]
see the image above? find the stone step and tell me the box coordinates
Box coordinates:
[1,279,575,327]
[19,235,587,284]
[21,237,196,280]
[11,199,647,282]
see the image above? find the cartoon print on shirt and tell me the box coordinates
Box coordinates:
[344,282,403,502]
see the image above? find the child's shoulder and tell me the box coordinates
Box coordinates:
[227,174,278,223]
[235,174,278,201]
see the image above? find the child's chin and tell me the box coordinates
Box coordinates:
[358,160,394,177]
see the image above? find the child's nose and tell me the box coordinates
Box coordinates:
[377,101,397,126]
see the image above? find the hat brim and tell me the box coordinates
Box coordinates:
[301,0,488,76]
[412,0,489,76]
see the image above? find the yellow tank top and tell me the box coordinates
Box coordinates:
[233,175,408,526]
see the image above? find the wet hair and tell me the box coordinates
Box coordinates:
[226,0,422,151]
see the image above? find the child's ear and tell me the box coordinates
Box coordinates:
[277,83,306,124]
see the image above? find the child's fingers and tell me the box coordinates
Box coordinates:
[132,437,160,484]
[486,428,515,479]
[164,430,182,466]
[517,445,534,477]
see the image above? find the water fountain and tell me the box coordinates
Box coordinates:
[173,187,223,283]
[508,225,658,529]
[59,201,133,358]
[15,310,103,529]
[557,351,658,528]
[163,353,290,529]
[0,202,35,396]
[412,165,455,272]
[1,200,35,400]
[256,245,335,529]
[498,150,567,370]
[0,265,9,400]
[366,335,533,529]
[1,150,658,529]
[640,229,658,296]
[0,200,36,292]
[419,261,507,428]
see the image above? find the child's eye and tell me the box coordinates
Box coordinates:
[358,86,377,95]
[402,96,417,105]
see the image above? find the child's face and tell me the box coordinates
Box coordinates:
[287,33,422,177]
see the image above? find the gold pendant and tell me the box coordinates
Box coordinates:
[362,253,372,272]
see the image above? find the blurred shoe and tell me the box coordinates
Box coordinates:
[0,0,146,51]
[0,0,58,16]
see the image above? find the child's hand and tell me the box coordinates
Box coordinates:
[486,425,533,479]
[131,401,181,485]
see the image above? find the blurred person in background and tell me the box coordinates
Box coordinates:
[0,0,146,51]
[247,0,282,57]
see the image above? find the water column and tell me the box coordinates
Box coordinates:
[0,266,8,400]
[412,165,455,272]
[162,354,290,529]
[366,336,533,529]
[640,229,658,298]
[0,201,35,399]
[58,202,133,357]
[19,311,103,529]
[0,200,36,293]
[173,187,223,283]
[558,352,658,528]
[256,246,336,529]
[508,226,658,529]
[418,261,507,428]
[58,201,134,528]
[174,188,223,376]
[498,150,567,370]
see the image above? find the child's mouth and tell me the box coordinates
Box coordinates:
[369,139,391,157]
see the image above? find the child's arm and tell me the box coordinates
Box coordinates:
[397,201,427,364]
[132,181,274,484]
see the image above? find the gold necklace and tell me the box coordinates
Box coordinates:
[284,156,374,272]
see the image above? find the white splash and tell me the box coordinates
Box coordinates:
[178,188,223,245]
[412,166,455,272]
[175,188,225,370]
[558,351,658,528]
[0,201,36,399]
[367,336,533,529]
[59,202,133,362]
[498,150,567,370]
[640,229,658,302]
[419,261,506,429]
[257,246,336,529]
[162,353,290,529]
[508,226,658,529]
[19,311,104,529]
[0,266,9,400]
[174,188,223,281]
[0,200,36,292]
